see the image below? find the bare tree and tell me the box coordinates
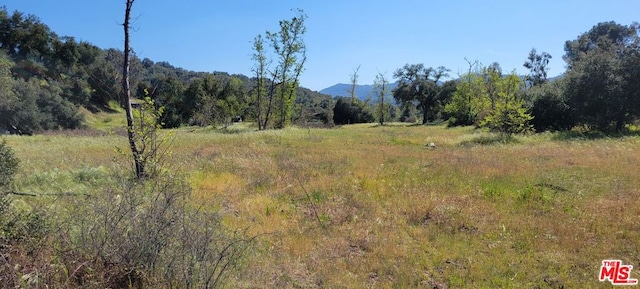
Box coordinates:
[374,72,390,125]
[121,0,146,179]
[349,65,361,104]
[252,35,269,130]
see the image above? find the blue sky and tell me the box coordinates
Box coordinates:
[3,0,639,91]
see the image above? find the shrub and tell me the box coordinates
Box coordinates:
[333,97,374,125]
[0,139,19,190]
[63,171,253,288]
[526,80,573,132]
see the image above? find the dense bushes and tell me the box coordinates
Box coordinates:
[526,79,573,131]
[333,97,374,125]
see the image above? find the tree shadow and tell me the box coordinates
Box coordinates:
[550,130,640,141]
[82,103,121,114]
[459,134,520,147]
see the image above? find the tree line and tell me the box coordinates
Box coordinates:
[0,7,331,135]
[335,21,640,134]
[1,5,639,134]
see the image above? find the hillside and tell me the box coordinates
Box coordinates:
[0,7,332,134]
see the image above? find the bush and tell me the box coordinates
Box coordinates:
[0,79,83,134]
[526,80,573,132]
[0,139,19,190]
[333,97,374,125]
[63,171,253,288]
[0,139,54,289]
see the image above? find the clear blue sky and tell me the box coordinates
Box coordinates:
[3,0,639,91]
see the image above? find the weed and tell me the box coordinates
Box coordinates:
[4,123,640,287]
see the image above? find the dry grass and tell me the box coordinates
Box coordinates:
[4,122,640,288]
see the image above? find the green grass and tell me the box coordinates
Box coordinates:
[4,122,640,288]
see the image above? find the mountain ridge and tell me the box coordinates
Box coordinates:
[319,82,399,101]
[319,74,564,101]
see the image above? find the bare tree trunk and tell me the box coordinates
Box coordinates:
[277,55,291,129]
[256,69,264,130]
[263,69,279,130]
[350,65,360,105]
[123,0,144,179]
[422,103,429,124]
[380,79,385,125]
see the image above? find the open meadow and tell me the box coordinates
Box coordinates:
[4,121,640,288]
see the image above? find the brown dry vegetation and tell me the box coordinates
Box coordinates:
[4,122,640,288]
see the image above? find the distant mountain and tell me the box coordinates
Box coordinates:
[319,82,399,101]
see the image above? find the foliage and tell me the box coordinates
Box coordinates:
[0,139,19,190]
[117,93,172,180]
[0,137,252,288]
[481,98,533,135]
[523,48,552,88]
[333,97,374,125]
[217,77,248,127]
[393,64,452,124]
[445,69,487,126]
[293,87,334,126]
[0,9,89,132]
[0,75,83,134]
[479,72,532,134]
[0,7,320,133]
[251,34,269,130]
[446,62,532,134]
[525,79,573,131]
[563,21,640,132]
[1,138,51,288]
[183,74,221,126]
[147,77,186,128]
[253,9,307,129]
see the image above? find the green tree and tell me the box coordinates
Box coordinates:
[393,64,451,124]
[479,72,533,135]
[217,77,247,127]
[0,8,54,59]
[153,76,186,128]
[186,74,221,127]
[482,62,503,111]
[1,77,82,134]
[444,59,486,126]
[527,79,573,131]
[563,21,640,132]
[253,9,307,129]
[523,48,552,88]
[0,50,13,111]
[333,97,373,125]
[87,48,123,107]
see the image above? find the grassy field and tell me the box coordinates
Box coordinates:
[4,120,640,288]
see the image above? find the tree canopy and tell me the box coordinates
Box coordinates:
[563,21,640,132]
[393,64,452,124]
[2,5,639,135]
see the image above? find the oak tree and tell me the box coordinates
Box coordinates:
[393,64,450,124]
